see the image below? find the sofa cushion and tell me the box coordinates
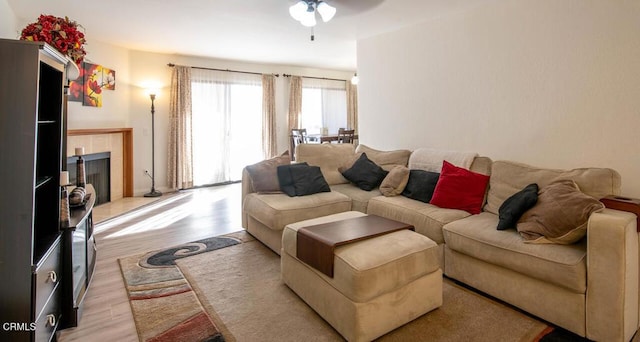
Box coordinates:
[331,183,381,214]
[497,183,539,230]
[379,165,410,197]
[296,143,356,185]
[283,211,440,303]
[401,169,439,203]
[245,151,290,193]
[485,160,621,215]
[243,191,352,231]
[408,148,478,172]
[355,144,411,171]
[340,153,388,191]
[430,161,490,215]
[367,196,471,244]
[517,180,605,244]
[443,212,587,293]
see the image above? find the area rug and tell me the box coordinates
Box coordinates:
[121,231,587,342]
[118,231,251,342]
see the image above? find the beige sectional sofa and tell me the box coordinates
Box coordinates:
[241,143,639,342]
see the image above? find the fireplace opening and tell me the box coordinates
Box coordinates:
[67,152,111,206]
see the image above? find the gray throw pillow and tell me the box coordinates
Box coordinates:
[245,151,290,193]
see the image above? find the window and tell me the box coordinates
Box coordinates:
[300,78,347,134]
[191,69,263,186]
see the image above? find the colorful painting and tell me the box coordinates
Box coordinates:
[67,62,116,106]
[102,67,116,90]
[83,62,103,107]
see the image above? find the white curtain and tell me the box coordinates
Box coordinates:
[300,78,347,134]
[191,69,263,186]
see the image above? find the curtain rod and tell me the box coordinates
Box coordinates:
[282,73,346,82]
[167,63,279,77]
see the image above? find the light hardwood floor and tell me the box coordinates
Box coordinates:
[57,183,242,341]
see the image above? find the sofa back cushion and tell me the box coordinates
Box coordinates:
[485,160,621,215]
[355,144,411,171]
[296,143,356,185]
[408,148,478,172]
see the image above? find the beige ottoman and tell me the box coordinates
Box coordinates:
[281,211,442,342]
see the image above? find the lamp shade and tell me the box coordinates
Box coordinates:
[289,1,307,21]
[317,1,336,22]
[300,10,317,27]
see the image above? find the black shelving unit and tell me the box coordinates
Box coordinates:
[0,39,67,342]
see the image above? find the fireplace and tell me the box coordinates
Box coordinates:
[67,152,111,205]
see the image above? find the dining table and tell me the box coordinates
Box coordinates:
[307,133,359,143]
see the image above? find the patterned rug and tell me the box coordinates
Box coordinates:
[120,231,589,342]
[118,231,248,342]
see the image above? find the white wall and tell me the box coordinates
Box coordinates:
[0,0,17,38]
[358,0,640,197]
[126,50,353,195]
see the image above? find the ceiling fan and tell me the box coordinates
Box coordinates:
[288,0,385,40]
[289,0,336,27]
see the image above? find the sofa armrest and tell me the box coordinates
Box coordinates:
[587,208,639,342]
[241,167,255,229]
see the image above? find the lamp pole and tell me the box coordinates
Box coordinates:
[144,93,162,197]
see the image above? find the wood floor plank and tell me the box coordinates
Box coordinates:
[57,183,242,341]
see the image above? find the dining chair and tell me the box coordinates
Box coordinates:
[290,128,308,160]
[337,128,355,144]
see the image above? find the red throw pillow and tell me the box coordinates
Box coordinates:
[429,161,489,214]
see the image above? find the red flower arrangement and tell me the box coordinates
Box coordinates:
[20,14,86,64]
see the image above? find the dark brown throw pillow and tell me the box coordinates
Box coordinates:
[245,151,290,193]
[497,183,539,230]
[517,180,605,244]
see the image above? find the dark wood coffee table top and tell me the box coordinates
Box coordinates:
[296,214,414,277]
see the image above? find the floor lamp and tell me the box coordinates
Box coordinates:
[144,91,162,197]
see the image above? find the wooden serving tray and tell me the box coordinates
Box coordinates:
[296,215,414,277]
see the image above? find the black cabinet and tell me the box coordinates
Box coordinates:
[61,184,96,329]
[0,39,67,342]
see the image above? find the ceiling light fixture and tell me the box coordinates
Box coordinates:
[351,73,359,85]
[289,0,336,28]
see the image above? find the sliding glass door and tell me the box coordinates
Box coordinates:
[300,78,347,134]
[191,69,263,186]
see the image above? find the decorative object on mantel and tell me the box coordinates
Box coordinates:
[19,14,86,80]
[144,90,162,197]
[75,147,86,188]
[60,171,70,227]
[69,187,88,207]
